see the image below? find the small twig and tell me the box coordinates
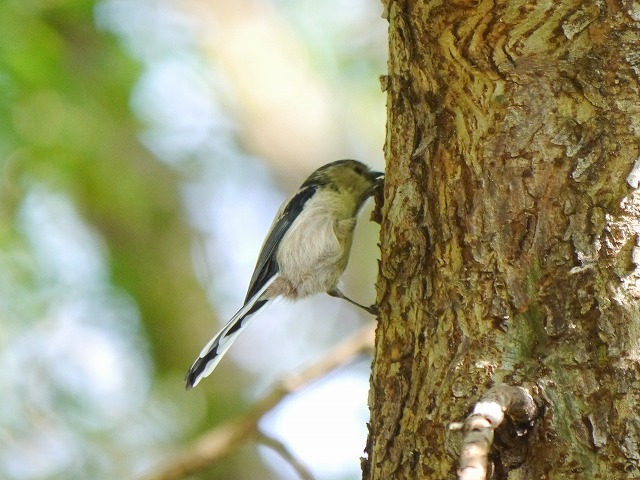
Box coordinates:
[256,430,316,480]
[139,322,376,480]
[457,385,538,480]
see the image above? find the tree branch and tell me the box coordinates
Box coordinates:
[456,385,539,480]
[139,322,376,480]
[256,430,316,480]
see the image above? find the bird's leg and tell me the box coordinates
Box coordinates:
[327,288,378,315]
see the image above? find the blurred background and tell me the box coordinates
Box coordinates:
[0,0,386,478]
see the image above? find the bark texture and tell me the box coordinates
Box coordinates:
[365,1,640,478]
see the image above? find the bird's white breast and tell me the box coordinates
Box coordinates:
[275,190,356,298]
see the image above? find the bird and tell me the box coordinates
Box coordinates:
[185,159,384,389]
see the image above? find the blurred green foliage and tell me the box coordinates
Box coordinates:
[0,0,212,371]
[0,1,249,478]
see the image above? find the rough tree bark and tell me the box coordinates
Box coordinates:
[365,1,640,478]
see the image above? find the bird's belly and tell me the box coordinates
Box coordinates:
[275,222,350,298]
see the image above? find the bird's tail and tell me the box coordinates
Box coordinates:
[185,281,275,389]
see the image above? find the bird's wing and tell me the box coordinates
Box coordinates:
[185,276,276,389]
[244,184,318,302]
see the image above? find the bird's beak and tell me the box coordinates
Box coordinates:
[368,170,385,195]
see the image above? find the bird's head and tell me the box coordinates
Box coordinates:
[303,159,384,206]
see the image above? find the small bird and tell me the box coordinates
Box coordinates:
[185,160,384,389]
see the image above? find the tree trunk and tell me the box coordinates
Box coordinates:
[365,1,640,478]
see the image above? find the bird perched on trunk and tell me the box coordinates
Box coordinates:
[185,160,384,389]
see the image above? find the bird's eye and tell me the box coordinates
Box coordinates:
[353,165,365,175]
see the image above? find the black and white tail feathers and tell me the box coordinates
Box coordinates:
[185,278,275,389]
